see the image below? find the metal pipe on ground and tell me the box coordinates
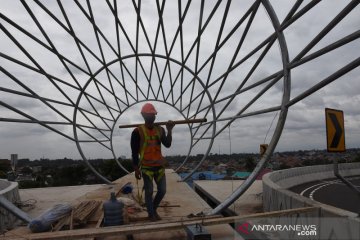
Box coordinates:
[0,195,32,223]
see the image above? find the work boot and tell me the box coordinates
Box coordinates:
[148,215,157,222]
[154,212,162,220]
[148,212,161,221]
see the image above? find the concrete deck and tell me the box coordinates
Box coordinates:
[19,184,104,218]
[111,169,236,239]
[193,180,263,216]
[5,170,236,239]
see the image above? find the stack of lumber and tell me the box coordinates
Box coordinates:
[52,200,101,231]
[73,200,101,225]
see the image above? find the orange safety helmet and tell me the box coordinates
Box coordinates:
[141,103,157,114]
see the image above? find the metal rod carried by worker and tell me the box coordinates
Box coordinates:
[119,118,207,128]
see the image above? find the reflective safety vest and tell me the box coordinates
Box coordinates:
[138,125,165,167]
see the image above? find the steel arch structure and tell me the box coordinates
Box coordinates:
[0,0,359,215]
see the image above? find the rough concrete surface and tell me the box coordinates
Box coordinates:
[19,184,104,218]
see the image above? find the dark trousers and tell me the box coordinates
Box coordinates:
[142,171,166,217]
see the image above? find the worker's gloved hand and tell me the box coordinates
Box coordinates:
[166,120,175,132]
[135,168,142,180]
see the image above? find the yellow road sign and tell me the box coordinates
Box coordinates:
[325,108,345,152]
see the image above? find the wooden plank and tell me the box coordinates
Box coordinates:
[69,210,74,230]
[95,213,104,228]
[127,214,222,226]
[52,216,70,232]
[73,200,101,224]
[158,204,181,208]
[118,118,206,128]
[3,207,318,240]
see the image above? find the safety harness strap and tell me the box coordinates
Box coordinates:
[141,166,165,182]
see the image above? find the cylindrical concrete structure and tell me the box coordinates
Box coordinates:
[0,179,21,232]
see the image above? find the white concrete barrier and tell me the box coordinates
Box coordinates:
[262,163,360,239]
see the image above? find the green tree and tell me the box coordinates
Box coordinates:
[18,180,43,189]
[52,165,87,186]
[21,166,33,175]
[99,159,123,181]
[0,160,11,179]
[279,163,290,169]
[353,154,360,162]
[120,159,134,172]
[0,160,11,172]
[0,170,7,179]
[245,157,256,172]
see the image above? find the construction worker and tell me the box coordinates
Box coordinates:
[131,103,175,221]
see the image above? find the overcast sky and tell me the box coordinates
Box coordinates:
[0,0,359,161]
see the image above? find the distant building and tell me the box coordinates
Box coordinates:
[213,163,228,173]
[10,154,18,170]
[0,159,10,164]
[16,174,33,181]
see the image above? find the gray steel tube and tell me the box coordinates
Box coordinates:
[208,0,291,215]
[0,195,32,223]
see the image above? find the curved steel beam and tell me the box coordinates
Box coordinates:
[73,54,216,183]
[208,0,291,215]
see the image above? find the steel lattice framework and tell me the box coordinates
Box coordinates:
[0,0,359,214]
